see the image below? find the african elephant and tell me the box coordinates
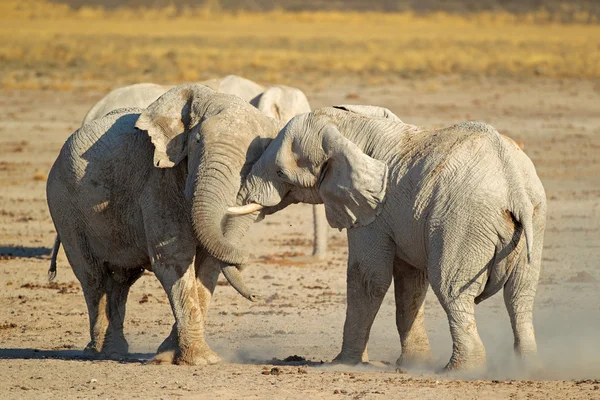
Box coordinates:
[79,74,326,257]
[47,84,280,365]
[227,106,547,372]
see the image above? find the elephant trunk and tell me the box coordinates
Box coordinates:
[191,154,247,264]
[221,265,259,302]
[191,150,260,299]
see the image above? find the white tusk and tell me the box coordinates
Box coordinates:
[226,203,264,215]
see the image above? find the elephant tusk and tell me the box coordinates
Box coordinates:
[226,203,264,215]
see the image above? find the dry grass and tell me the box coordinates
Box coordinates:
[1,0,599,90]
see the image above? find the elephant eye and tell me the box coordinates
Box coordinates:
[276,169,286,179]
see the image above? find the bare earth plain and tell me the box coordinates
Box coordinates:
[0,76,599,399]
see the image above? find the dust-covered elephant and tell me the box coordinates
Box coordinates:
[227,106,547,372]
[79,74,327,257]
[47,84,281,365]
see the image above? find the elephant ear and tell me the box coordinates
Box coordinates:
[318,124,388,230]
[135,84,213,168]
[255,86,283,120]
[333,105,403,122]
[256,86,311,123]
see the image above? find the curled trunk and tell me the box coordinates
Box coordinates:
[191,150,260,299]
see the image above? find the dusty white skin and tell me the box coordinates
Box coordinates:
[78,75,327,258]
[230,106,547,372]
[46,84,284,365]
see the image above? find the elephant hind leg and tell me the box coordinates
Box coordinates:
[61,232,142,359]
[428,228,496,372]
[393,259,432,368]
[78,263,142,359]
[98,265,145,358]
[503,214,544,368]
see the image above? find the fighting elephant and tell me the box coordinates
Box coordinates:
[227,106,547,372]
[47,84,280,365]
[79,74,326,257]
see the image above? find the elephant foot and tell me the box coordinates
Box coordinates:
[83,336,128,361]
[395,350,433,370]
[441,351,487,374]
[332,351,363,366]
[151,349,177,365]
[157,329,178,354]
[516,352,544,378]
[152,343,221,366]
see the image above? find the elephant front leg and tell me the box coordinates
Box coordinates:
[311,205,328,258]
[155,250,222,365]
[333,228,395,365]
[153,262,217,366]
[393,259,432,368]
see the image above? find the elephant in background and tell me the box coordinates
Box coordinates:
[47,84,281,365]
[79,74,327,258]
[228,106,547,372]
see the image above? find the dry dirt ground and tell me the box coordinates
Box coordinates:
[1,76,599,399]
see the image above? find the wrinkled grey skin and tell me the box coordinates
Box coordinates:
[232,107,547,372]
[80,74,325,257]
[47,84,280,365]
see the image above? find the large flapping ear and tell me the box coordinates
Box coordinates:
[135,84,213,168]
[318,124,388,230]
[333,105,403,122]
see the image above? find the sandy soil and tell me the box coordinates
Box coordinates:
[1,77,599,399]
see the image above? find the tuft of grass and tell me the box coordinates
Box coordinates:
[0,1,599,90]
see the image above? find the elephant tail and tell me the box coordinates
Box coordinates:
[518,208,534,264]
[48,234,60,281]
[475,206,533,305]
[497,129,534,264]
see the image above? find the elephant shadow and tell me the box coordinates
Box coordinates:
[0,348,154,364]
[0,246,52,259]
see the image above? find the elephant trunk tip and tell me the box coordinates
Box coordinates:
[221,265,260,302]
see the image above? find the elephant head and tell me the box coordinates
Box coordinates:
[251,85,311,124]
[228,107,392,231]
[135,84,280,299]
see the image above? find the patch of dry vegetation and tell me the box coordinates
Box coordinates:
[1,0,599,90]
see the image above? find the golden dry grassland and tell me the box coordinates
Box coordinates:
[1,0,599,90]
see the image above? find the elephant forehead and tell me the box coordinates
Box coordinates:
[204,111,263,136]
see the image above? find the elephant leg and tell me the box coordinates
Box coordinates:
[333,227,395,365]
[393,259,432,368]
[311,205,328,258]
[61,233,140,359]
[503,216,544,368]
[428,229,494,372]
[157,250,221,365]
[59,233,111,357]
[79,271,110,357]
[94,266,144,358]
[153,259,218,366]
